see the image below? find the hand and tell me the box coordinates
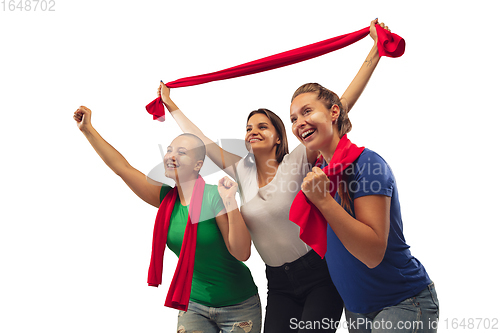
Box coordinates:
[157,81,171,106]
[301,167,332,206]
[369,18,391,43]
[218,176,238,201]
[73,106,92,132]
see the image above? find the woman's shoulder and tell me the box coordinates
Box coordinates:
[352,148,395,183]
[237,153,255,168]
[357,148,391,168]
[203,183,222,200]
[282,144,307,165]
[201,183,226,216]
[203,183,218,191]
[159,184,174,202]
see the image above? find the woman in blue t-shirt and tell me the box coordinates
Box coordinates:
[289,83,439,333]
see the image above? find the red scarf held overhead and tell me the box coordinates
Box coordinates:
[146,24,405,121]
[148,176,205,311]
[289,135,364,259]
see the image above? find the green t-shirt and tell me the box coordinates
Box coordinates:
[160,184,257,307]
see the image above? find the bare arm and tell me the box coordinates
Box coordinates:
[215,177,252,261]
[339,19,390,113]
[301,167,390,268]
[305,20,391,165]
[74,106,162,208]
[158,83,242,180]
[316,194,390,269]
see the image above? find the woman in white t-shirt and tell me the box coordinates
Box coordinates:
[158,19,389,333]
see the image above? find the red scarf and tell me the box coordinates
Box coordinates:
[146,24,404,121]
[147,176,205,311]
[289,135,364,258]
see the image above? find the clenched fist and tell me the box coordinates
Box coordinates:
[301,167,333,206]
[218,176,238,200]
[73,106,93,132]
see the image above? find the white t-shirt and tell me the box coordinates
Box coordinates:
[236,144,312,267]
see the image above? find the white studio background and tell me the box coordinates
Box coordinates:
[1,1,498,332]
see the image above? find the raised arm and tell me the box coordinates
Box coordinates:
[74,106,162,208]
[158,83,242,180]
[215,176,252,261]
[305,19,390,165]
[339,19,390,113]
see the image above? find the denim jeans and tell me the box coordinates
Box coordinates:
[177,294,262,333]
[264,250,344,333]
[345,282,439,333]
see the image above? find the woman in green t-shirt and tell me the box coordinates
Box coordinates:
[74,106,261,333]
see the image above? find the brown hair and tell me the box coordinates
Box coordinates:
[291,83,352,136]
[247,108,289,164]
[291,83,353,213]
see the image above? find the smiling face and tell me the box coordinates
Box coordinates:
[290,92,339,153]
[163,135,204,182]
[245,112,281,157]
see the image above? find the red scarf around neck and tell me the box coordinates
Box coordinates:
[289,135,364,258]
[148,176,205,311]
[146,24,405,121]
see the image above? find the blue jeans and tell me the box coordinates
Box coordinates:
[177,294,262,333]
[264,250,344,333]
[345,283,439,333]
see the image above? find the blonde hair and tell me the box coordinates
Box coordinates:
[292,83,353,213]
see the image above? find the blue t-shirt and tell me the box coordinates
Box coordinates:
[324,149,431,314]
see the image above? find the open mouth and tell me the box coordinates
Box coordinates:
[165,162,178,169]
[301,129,316,140]
[248,138,262,143]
